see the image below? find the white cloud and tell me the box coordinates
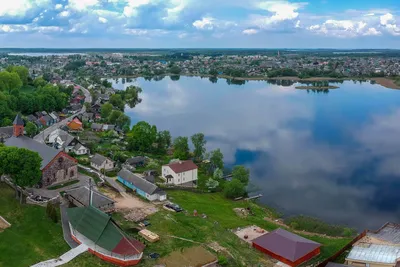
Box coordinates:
[379,13,400,36]
[307,19,379,38]
[243,29,258,35]
[0,0,35,17]
[163,0,188,22]
[364,27,381,36]
[68,0,99,11]
[59,11,70,17]
[55,4,63,10]
[123,0,151,17]
[98,17,108,23]
[193,17,215,30]
[257,1,306,24]
[193,17,236,30]
[380,13,394,25]
[295,20,301,28]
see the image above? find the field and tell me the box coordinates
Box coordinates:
[0,183,69,267]
[0,182,352,267]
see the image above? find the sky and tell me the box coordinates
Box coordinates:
[0,0,399,48]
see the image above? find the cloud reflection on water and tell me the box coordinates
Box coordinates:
[117,76,400,230]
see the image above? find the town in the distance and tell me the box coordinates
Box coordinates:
[1,48,400,267]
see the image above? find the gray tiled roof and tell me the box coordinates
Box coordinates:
[91,123,103,130]
[0,126,13,139]
[91,153,109,166]
[65,186,114,209]
[5,136,60,169]
[126,156,146,165]
[118,169,161,195]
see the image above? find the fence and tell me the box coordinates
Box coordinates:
[316,230,368,267]
[1,176,59,206]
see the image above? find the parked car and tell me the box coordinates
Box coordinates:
[165,203,183,212]
[139,220,151,227]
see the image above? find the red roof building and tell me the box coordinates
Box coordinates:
[165,160,198,173]
[252,228,321,267]
[162,160,198,186]
[67,118,83,131]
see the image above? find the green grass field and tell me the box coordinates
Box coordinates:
[0,183,69,267]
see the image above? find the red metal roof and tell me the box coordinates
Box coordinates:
[165,160,198,173]
[252,228,321,262]
[112,236,145,256]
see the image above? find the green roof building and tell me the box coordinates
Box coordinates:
[67,205,144,266]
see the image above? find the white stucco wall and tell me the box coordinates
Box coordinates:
[162,166,198,185]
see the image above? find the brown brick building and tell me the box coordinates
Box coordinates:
[5,114,78,188]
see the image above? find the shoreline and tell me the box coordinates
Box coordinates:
[106,74,400,90]
[295,85,340,90]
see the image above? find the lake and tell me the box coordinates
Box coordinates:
[110,76,400,230]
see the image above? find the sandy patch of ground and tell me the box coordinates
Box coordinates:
[101,187,158,222]
[274,261,291,267]
[234,208,249,218]
[0,216,11,231]
[234,225,268,244]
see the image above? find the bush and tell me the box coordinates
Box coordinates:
[105,170,119,177]
[223,179,246,199]
[46,202,58,223]
[218,255,228,266]
[290,222,299,230]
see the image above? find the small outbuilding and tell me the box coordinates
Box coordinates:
[117,169,166,201]
[252,228,321,267]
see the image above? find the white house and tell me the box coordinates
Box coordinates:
[47,129,89,155]
[162,160,198,186]
[90,153,115,171]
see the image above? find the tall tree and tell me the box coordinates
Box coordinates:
[191,133,206,162]
[108,110,123,124]
[0,146,42,202]
[7,66,29,85]
[232,165,250,185]
[127,121,157,152]
[223,179,246,199]
[155,130,171,154]
[101,103,113,118]
[25,122,38,137]
[110,94,125,110]
[210,149,224,172]
[173,136,190,160]
[0,71,23,93]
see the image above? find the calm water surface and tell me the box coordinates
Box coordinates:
[110,76,400,230]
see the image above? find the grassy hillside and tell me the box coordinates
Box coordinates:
[0,183,69,267]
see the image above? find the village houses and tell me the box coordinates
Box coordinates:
[90,153,115,171]
[4,114,78,188]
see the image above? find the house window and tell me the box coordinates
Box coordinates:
[58,157,64,163]
[70,170,75,177]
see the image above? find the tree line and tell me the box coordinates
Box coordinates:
[0,66,73,126]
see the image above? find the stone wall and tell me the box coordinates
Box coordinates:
[42,153,78,187]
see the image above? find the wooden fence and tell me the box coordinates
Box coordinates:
[317,230,367,267]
